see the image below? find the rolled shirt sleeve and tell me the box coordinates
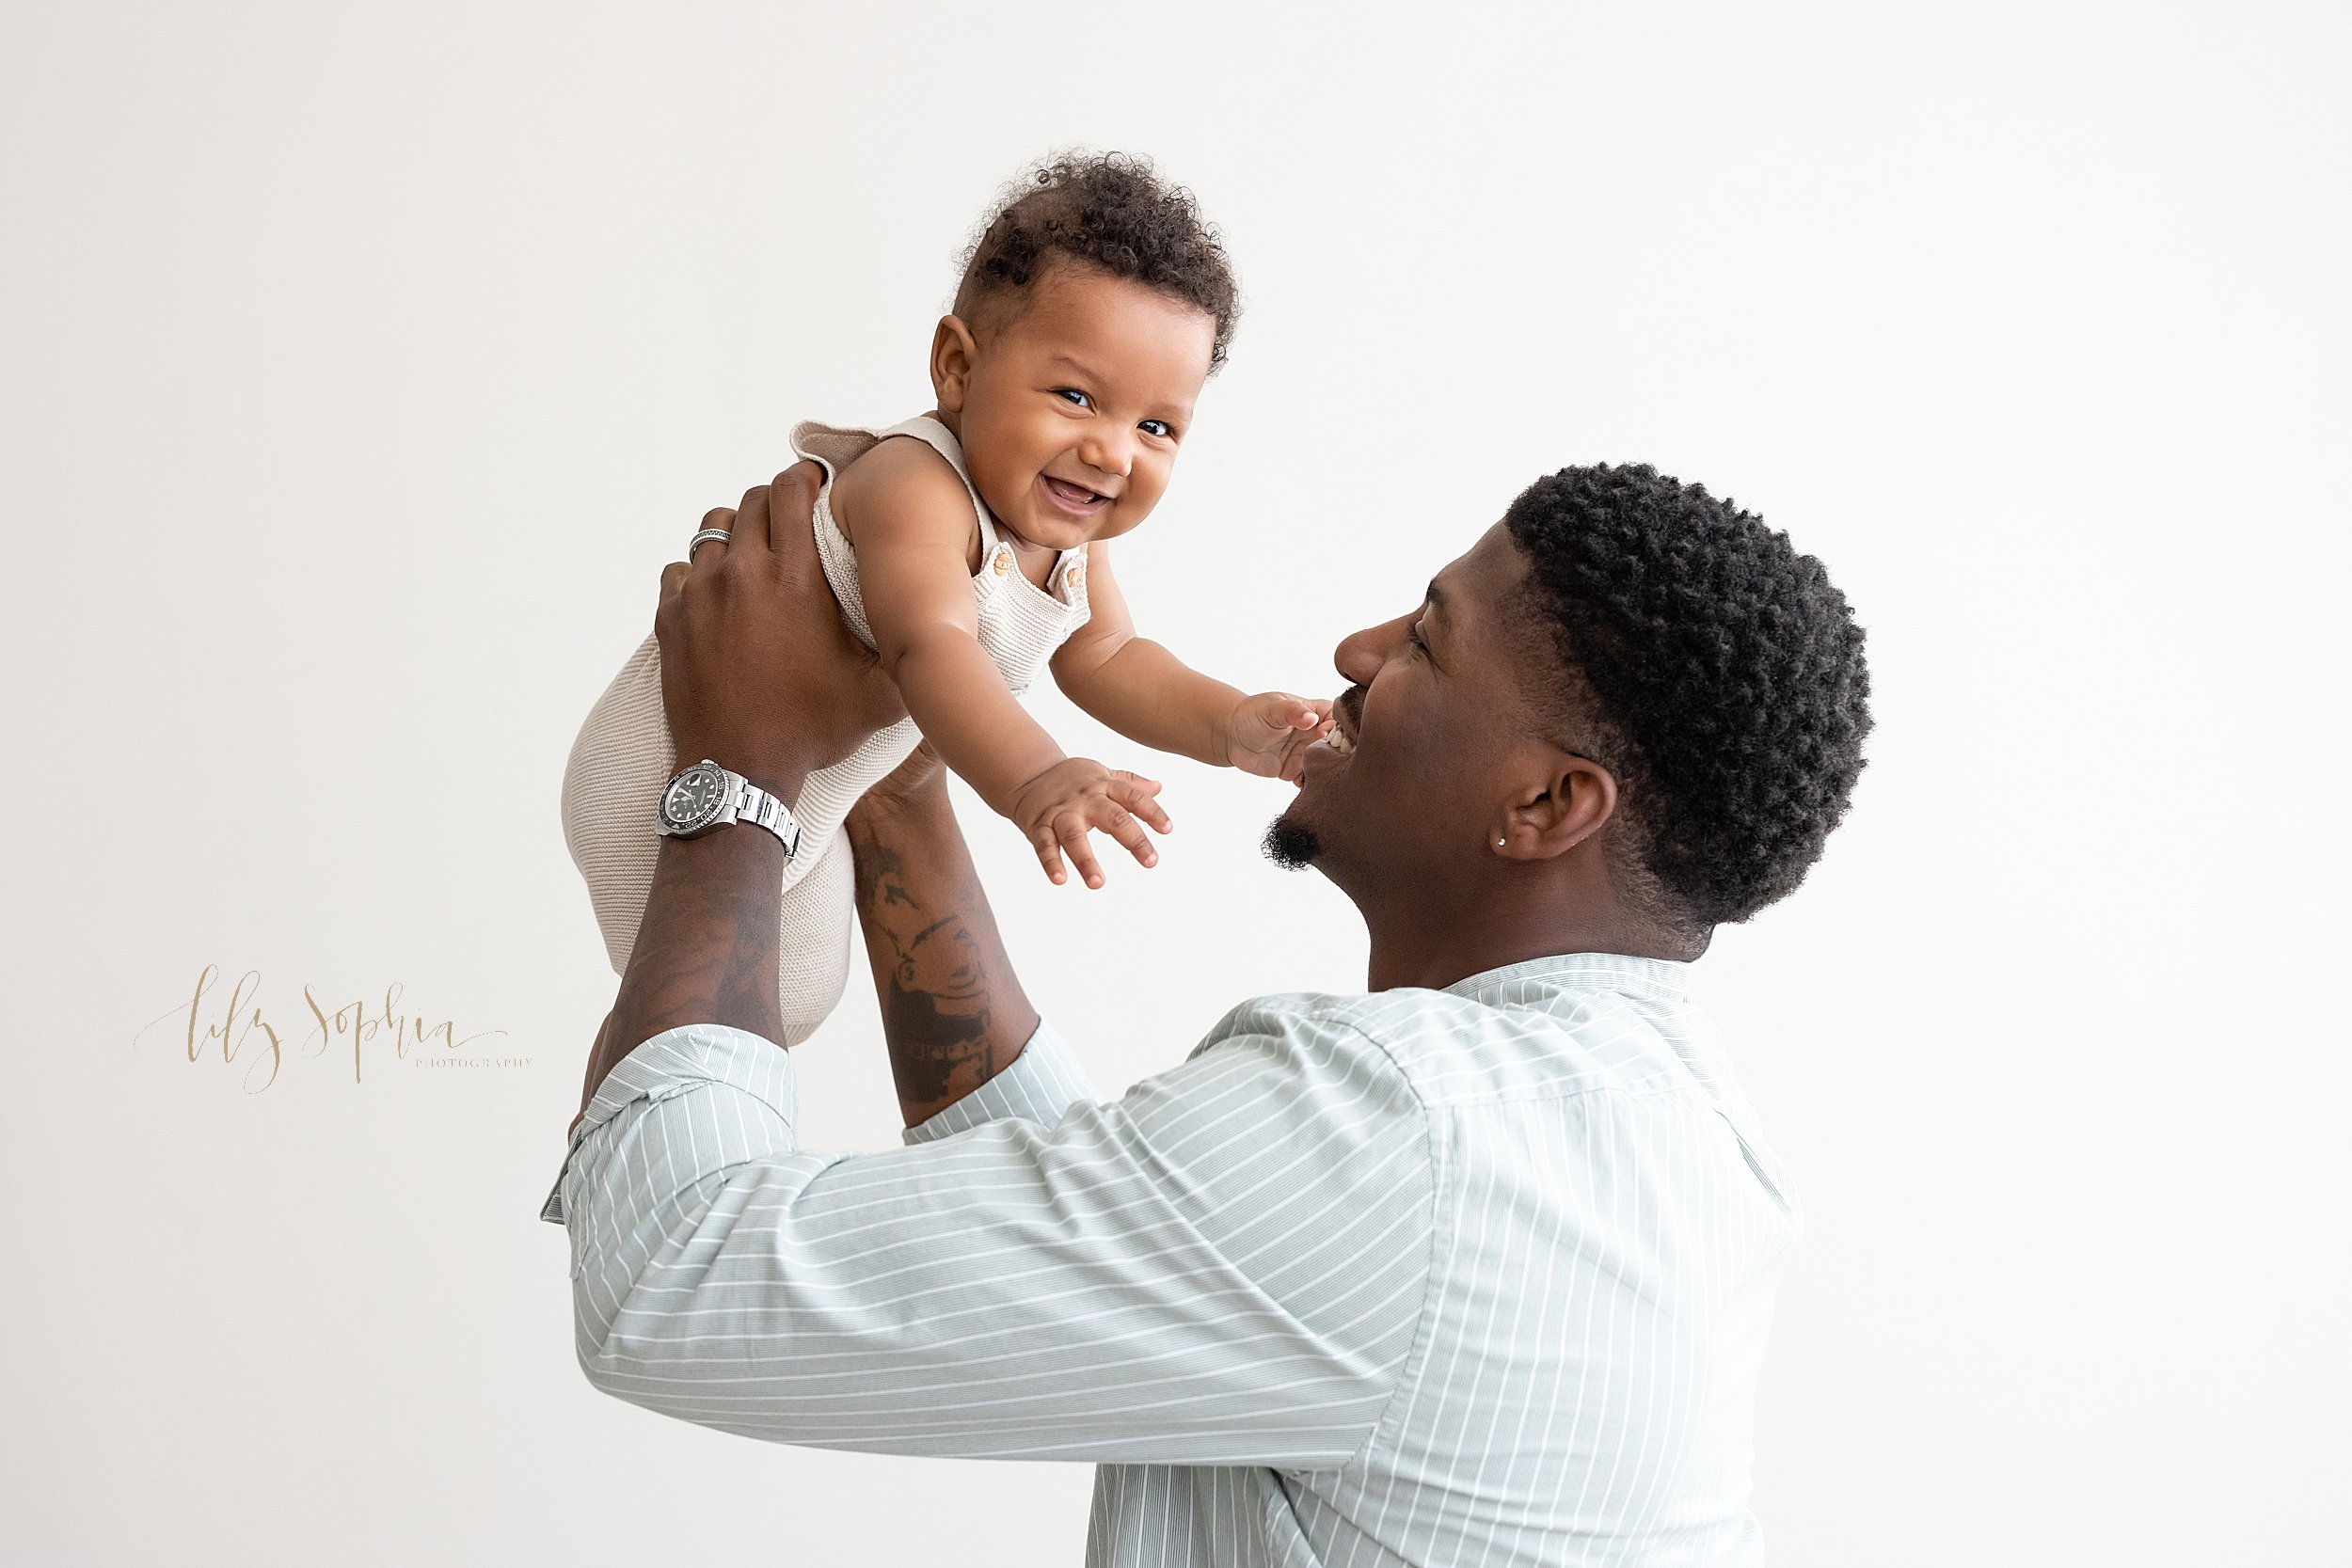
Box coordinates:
[539,1006,1436,1467]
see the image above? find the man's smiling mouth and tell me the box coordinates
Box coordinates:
[1314,688,1363,758]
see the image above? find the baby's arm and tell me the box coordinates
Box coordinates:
[1053,544,1333,783]
[838,440,1169,888]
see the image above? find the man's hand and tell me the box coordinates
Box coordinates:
[572,468,909,1124]
[1006,756,1172,890]
[658,464,906,799]
[1223,691,1335,783]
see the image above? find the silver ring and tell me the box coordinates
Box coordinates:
[687,528,734,559]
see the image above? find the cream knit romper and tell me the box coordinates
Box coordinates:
[560,416,1093,1047]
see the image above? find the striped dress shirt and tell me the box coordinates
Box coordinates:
[541,952,1802,1566]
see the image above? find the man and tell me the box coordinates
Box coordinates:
[542,459,1871,1567]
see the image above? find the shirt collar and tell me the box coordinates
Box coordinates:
[1440,951,1694,1006]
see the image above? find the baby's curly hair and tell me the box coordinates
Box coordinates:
[1504,465,1872,932]
[954,151,1241,371]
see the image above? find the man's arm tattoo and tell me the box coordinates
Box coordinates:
[849,811,1038,1127]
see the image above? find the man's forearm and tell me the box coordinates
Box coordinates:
[846,782,1040,1127]
[572,764,807,1130]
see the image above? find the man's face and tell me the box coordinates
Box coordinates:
[1270,523,1544,892]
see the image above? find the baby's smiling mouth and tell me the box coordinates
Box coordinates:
[1041,475,1110,511]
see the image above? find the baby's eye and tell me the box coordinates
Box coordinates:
[1054,388,1092,409]
[1138,418,1174,439]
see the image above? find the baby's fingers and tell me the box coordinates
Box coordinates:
[1057,816,1107,890]
[1107,771,1173,834]
[1254,692,1324,732]
[1090,798,1160,870]
[1031,826,1071,887]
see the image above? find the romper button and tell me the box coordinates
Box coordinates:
[991,551,1011,576]
[1066,567,1084,590]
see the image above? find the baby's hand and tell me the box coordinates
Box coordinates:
[1008,758,1173,890]
[1225,691,1335,783]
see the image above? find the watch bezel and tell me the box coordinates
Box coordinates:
[659,761,733,835]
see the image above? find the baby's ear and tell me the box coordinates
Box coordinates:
[930,315,979,413]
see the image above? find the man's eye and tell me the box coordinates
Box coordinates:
[1407,620,1429,653]
[1055,388,1091,408]
[1139,419,1173,438]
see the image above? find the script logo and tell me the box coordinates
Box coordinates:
[133,964,517,1093]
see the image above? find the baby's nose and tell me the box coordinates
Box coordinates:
[1078,430,1134,477]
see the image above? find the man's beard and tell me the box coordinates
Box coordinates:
[1261,811,1322,870]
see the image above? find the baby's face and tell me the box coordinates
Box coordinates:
[944,264,1216,555]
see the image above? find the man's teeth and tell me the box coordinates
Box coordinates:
[1327,729,1354,755]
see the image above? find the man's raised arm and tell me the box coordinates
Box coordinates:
[846,743,1044,1128]
[567,464,905,1131]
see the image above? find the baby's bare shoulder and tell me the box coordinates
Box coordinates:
[831,434,977,561]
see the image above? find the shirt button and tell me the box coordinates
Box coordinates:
[991,551,1011,576]
[1066,567,1085,590]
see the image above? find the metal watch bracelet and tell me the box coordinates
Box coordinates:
[730,775,802,856]
[659,759,803,858]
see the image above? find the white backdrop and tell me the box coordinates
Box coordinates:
[4,3,2346,1563]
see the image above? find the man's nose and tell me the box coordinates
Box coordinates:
[1334,614,1404,687]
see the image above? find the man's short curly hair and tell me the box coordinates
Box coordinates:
[1504,465,1871,931]
[954,151,1240,371]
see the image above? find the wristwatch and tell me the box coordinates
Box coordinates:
[655,759,802,857]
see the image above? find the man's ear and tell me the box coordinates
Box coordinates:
[930,315,979,413]
[1491,751,1617,860]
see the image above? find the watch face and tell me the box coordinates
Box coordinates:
[660,764,728,832]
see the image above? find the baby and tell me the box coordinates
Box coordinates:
[561,153,1331,1046]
